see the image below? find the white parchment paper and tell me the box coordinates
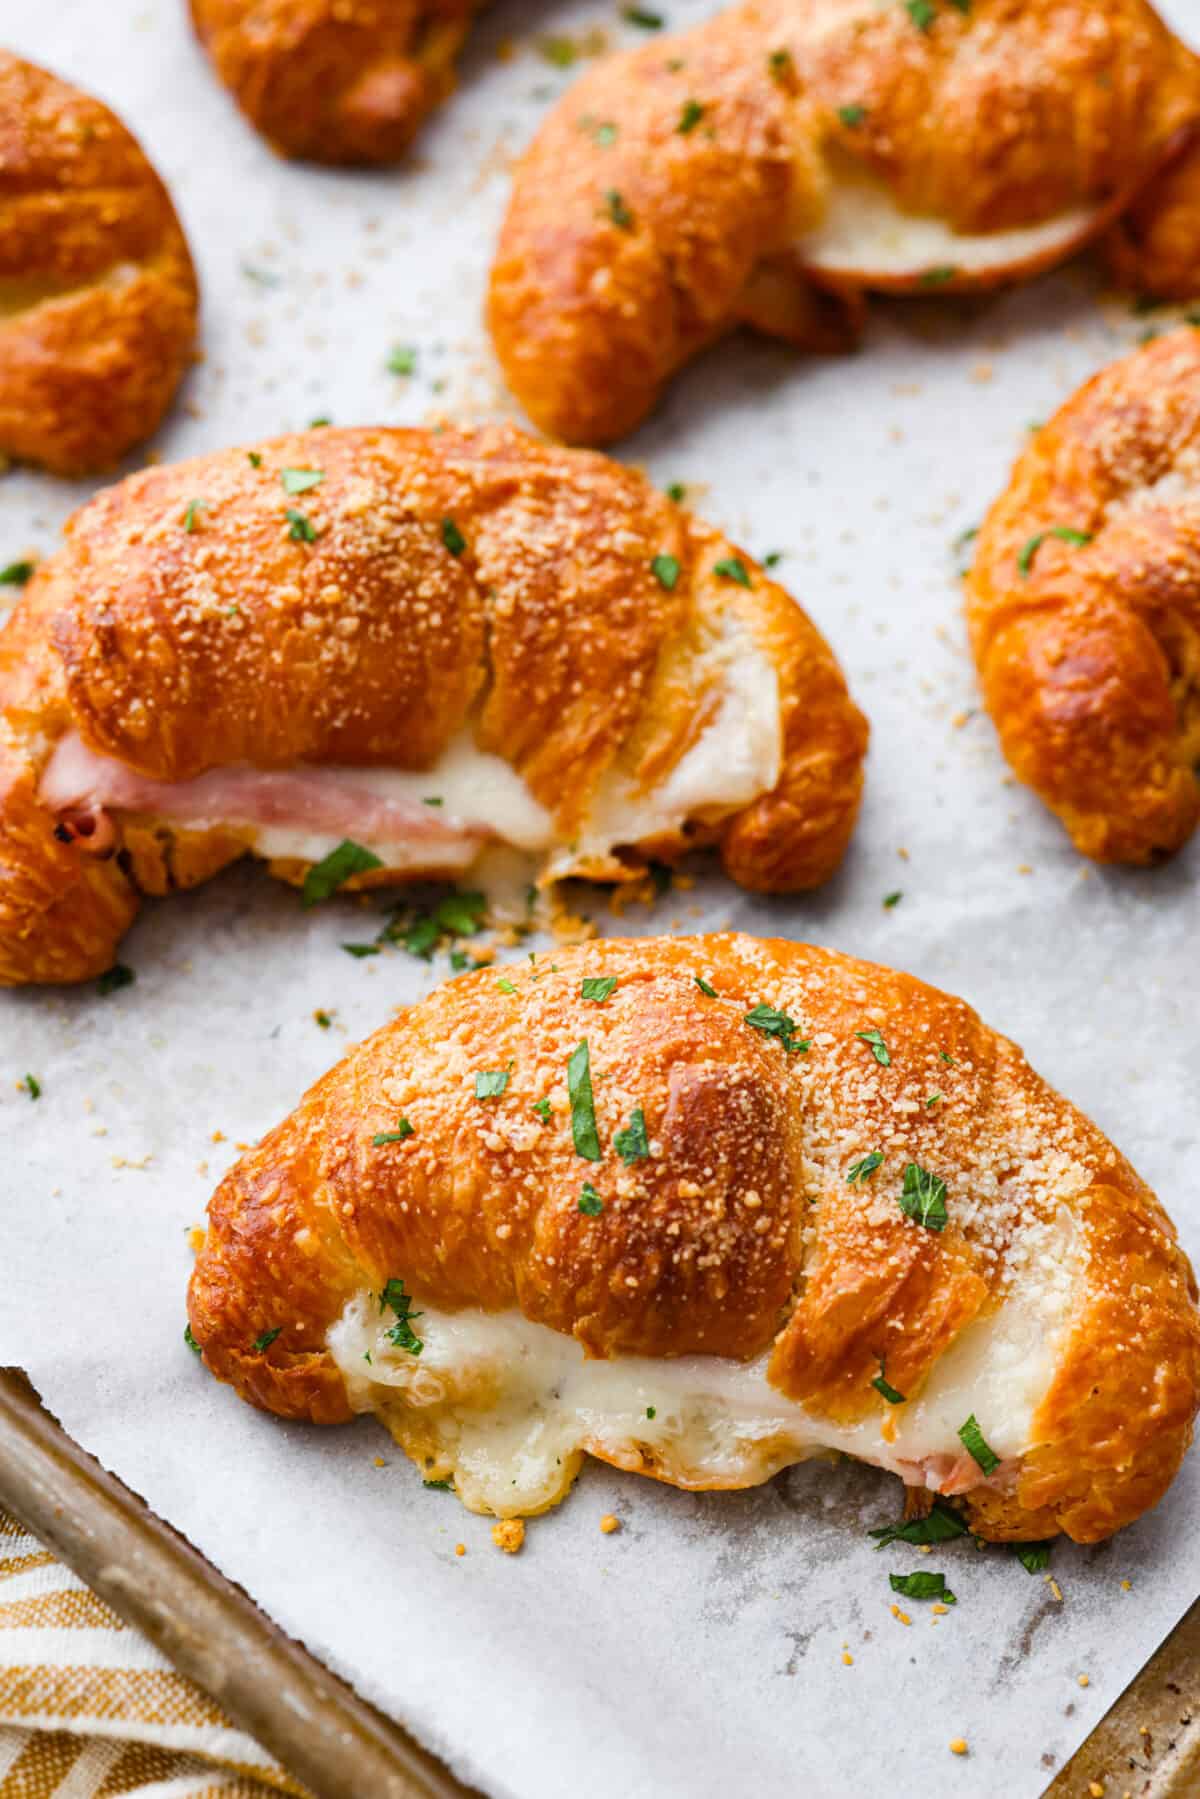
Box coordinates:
[3,2,1200,1794]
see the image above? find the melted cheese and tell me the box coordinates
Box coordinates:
[327,1210,1083,1516]
[798,159,1105,283]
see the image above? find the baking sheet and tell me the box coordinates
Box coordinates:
[3,1,1200,1795]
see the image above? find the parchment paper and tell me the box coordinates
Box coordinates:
[3,2,1200,1794]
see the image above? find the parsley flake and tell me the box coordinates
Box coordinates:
[925,1091,943,1108]
[623,6,663,26]
[651,552,680,589]
[441,518,466,556]
[182,498,206,532]
[285,507,319,543]
[435,890,487,937]
[302,839,382,906]
[578,1182,605,1215]
[388,345,417,375]
[869,1503,966,1549]
[957,1413,1000,1475]
[381,1278,423,1355]
[184,1323,202,1354]
[21,1074,40,1100]
[475,1065,513,1101]
[97,964,135,996]
[883,890,903,908]
[768,48,793,83]
[837,103,867,128]
[920,264,957,285]
[905,0,936,31]
[342,942,380,958]
[899,1162,948,1232]
[1018,525,1093,576]
[847,1150,884,1186]
[939,1050,957,1065]
[497,977,517,995]
[247,452,263,468]
[744,1003,808,1054]
[0,561,34,586]
[581,976,617,1004]
[872,1363,906,1405]
[890,1570,956,1604]
[646,1405,657,1419]
[855,1027,891,1066]
[1014,1542,1053,1575]
[373,1120,414,1145]
[694,975,717,997]
[614,1106,650,1164]
[252,1326,282,1352]
[424,1478,453,1491]
[280,467,324,495]
[533,1098,553,1123]
[604,189,635,230]
[567,1038,602,1160]
[713,556,751,587]
[665,482,686,503]
[677,99,704,133]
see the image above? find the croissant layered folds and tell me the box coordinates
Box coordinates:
[967,329,1200,863]
[0,52,198,475]
[187,933,1200,1543]
[0,424,867,985]
[488,0,1200,444]
[190,0,480,163]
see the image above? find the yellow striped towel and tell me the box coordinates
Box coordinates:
[0,1508,309,1798]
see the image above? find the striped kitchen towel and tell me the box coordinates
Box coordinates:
[0,1509,308,1798]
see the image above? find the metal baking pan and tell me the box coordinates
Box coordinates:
[0,1362,1195,1799]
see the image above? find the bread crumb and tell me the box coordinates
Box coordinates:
[1088,1782,1105,1797]
[949,1739,968,1756]
[1120,1579,1132,1591]
[373,1456,386,1468]
[1078,1673,1091,1688]
[599,1513,621,1535]
[492,1519,525,1554]
[455,1543,466,1557]
[841,1650,853,1665]
[187,1226,206,1253]
[211,1130,225,1143]
[931,1601,949,1615]
[889,1604,911,1626]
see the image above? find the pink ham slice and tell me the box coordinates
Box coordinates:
[38,732,487,857]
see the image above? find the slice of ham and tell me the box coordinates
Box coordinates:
[38,732,487,858]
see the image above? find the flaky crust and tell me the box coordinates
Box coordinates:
[0,424,866,983]
[488,0,1200,443]
[967,329,1200,862]
[190,0,479,163]
[0,53,198,476]
[1106,130,1200,298]
[188,933,1200,1543]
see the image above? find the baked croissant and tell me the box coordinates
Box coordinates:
[0,424,867,986]
[190,0,480,164]
[488,0,1200,444]
[0,52,198,476]
[1106,134,1200,298]
[967,329,1200,863]
[187,932,1200,1544]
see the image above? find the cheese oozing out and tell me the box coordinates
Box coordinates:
[796,156,1106,285]
[327,1209,1084,1517]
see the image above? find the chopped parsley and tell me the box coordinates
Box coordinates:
[342,942,381,958]
[1013,1542,1053,1575]
[401,916,439,959]
[855,1027,890,1066]
[280,467,324,495]
[252,1326,282,1352]
[883,890,902,908]
[920,264,957,285]
[314,1010,332,1029]
[388,345,417,375]
[847,1150,884,1186]
[837,104,867,128]
[435,890,486,936]
[309,416,331,428]
[497,977,517,995]
[579,115,618,145]
[623,6,663,25]
[614,1106,650,1164]
[578,1182,605,1215]
[768,48,793,82]
[957,1413,1000,1476]
[869,1502,966,1549]
[285,507,319,542]
[532,1098,553,1123]
[21,1074,40,1100]
[713,556,751,587]
[694,975,717,997]
[646,1405,656,1419]
[301,839,382,906]
[539,36,578,68]
[677,99,704,133]
[651,552,680,589]
[581,976,617,1004]
[184,1323,202,1354]
[424,1478,453,1491]
[939,1050,957,1065]
[567,1038,602,1160]
[97,963,135,996]
[905,0,937,31]
[182,498,206,532]
[604,189,635,230]
[0,561,34,586]
[1018,525,1093,576]
[381,1278,423,1355]
[474,1065,513,1100]
[925,1091,943,1108]
[441,517,466,556]
[889,1570,956,1604]
[872,1362,906,1405]
[665,482,686,503]
[373,1120,414,1145]
[744,1003,808,1054]
[899,1162,948,1232]
[763,550,783,568]
[247,451,262,468]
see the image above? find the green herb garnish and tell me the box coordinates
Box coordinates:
[475,1065,513,1101]
[677,99,704,133]
[623,6,663,25]
[767,48,793,82]
[285,508,319,543]
[713,556,751,586]
[883,891,903,908]
[957,1413,999,1475]
[869,1502,967,1549]
[665,482,686,503]
[899,1162,948,1232]
[22,1074,40,1100]
[847,1151,884,1186]
[837,103,866,128]
[182,499,206,532]
[252,1326,282,1352]
[651,553,680,589]
[0,561,34,586]
[301,839,382,906]
[604,189,634,230]
[920,264,957,285]
[280,467,324,495]
[578,1182,605,1215]
[388,345,417,375]
[533,1098,553,1123]
[890,1570,956,1604]
[855,1027,890,1066]
[614,1106,649,1164]
[1013,1542,1053,1574]
[184,1323,202,1354]
[582,976,617,1004]
[247,451,263,468]
[424,1478,453,1490]
[1018,526,1093,576]
[342,942,381,958]
[97,964,135,996]
[435,890,486,936]
[441,518,466,556]
[744,1003,808,1054]
[872,1363,906,1405]
[906,0,936,31]
[373,1120,414,1145]
[694,975,717,997]
[567,1038,602,1160]
[381,1278,423,1355]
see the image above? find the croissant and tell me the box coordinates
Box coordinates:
[1106,134,1200,298]
[488,0,1200,444]
[190,0,480,163]
[0,423,867,986]
[187,932,1200,1544]
[967,329,1200,863]
[0,52,198,476]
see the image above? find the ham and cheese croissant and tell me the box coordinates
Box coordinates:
[967,329,1200,863]
[189,0,480,163]
[0,424,867,985]
[0,52,198,476]
[187,932,1200,1544]
[488,0,1200,444]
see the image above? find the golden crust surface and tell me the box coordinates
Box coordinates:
[488,0,1200,443]
[966,329,1200,862]
[1106,127,1200,297]
[0,424,866,983]
[187,932,1200,1543]
[0,53,198,475]
[190,0,479,163]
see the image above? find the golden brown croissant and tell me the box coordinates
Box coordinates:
[0,53,198,476]
[0,424,867,985]
[967,328,1200,863]
[488,0,1200,444]
[1106,133,1200,298]
[190,0,480,163]
[187,932,1200,1544]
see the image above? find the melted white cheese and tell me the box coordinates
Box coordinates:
[798,161,1105,282]
[328,1210,1083,1516]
